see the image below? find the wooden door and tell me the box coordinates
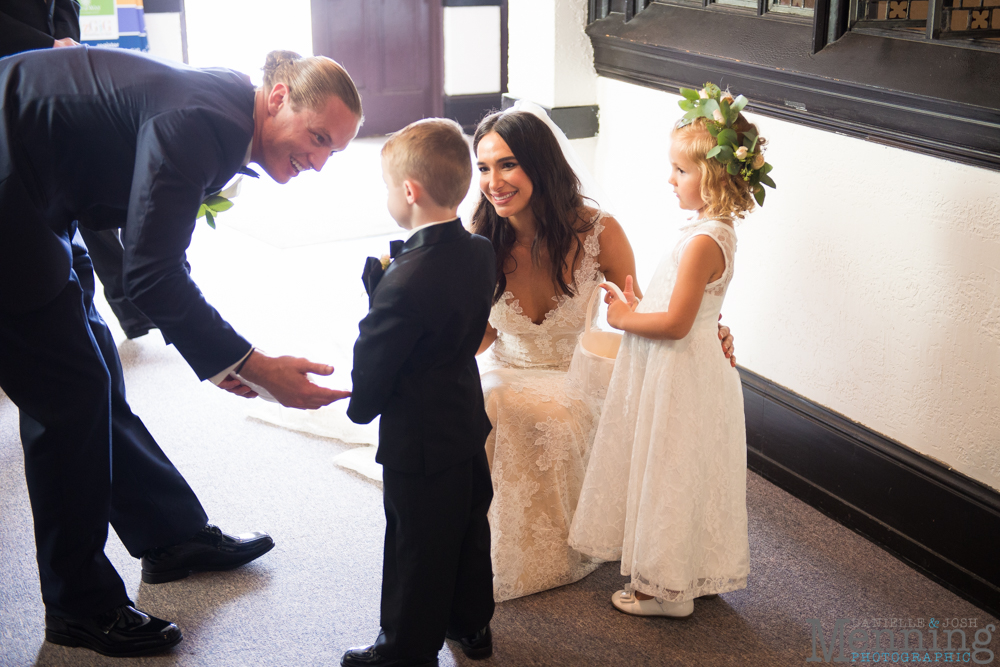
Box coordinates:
[311,0,443,137]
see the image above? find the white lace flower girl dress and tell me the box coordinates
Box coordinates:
[568,218,749,602]
[480,213,611,601]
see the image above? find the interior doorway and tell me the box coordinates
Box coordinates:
[311,0,444,137]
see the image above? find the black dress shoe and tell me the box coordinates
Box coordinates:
[447,625,492,660]
[123,326,151,340]
[341,644,438,667]
[45,604,181,657]
[140,524,274,584]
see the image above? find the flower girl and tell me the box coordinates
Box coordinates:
[568,85,775,618]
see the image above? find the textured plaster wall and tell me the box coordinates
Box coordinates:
[507,0,597,108]
[593,78,1000,492]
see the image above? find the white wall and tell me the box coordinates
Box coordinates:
[594,77,1000,492]
[184,0,313,83]
[444,6,501,96]
[144,12,184,63]
[507,0,596,108]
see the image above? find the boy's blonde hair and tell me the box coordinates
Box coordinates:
[262,50,363,120]
[672,115,767,220]
[381,118,472,209]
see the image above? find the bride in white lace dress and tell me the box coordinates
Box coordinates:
[470,109,642,601]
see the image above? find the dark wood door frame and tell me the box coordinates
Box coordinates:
[311,0,444,137]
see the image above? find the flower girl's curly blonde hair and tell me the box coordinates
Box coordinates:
[672,116,767,220]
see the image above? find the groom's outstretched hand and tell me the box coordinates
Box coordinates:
[238,350,351,409]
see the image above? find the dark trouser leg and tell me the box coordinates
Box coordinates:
[76,227,154,337]
[446,451,495,639]
[0,269,131,618]
[68,245,208,556]
[378,451,495,659]
[0,247,205,617]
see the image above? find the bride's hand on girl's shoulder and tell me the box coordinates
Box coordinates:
[718,315,736,367]
[593,213,643,301]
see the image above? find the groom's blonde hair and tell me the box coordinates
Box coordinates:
[262,50,363,120]
[381,118,472,209]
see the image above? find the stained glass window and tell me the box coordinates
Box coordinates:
[944,0,1000,33]
[714,0,761,10]
[858,0,1000,36]
[770,0,816,15]
[862,0,928,20]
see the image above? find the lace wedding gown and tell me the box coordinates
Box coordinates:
[480,214,609,601]
[568,218,749,602]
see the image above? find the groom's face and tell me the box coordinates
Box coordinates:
[257,84,360,184]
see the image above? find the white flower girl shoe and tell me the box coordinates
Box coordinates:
[611,590,694,618]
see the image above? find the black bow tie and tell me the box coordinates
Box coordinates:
[238,166,260,178]
[389,239,404,259]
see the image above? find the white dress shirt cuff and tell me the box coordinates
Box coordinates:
[208,348,254,386]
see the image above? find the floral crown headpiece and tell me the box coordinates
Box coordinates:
[677,83,776,207]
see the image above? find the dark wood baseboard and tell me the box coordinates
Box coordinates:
[443,93,503,133]
[739,367,1000,618]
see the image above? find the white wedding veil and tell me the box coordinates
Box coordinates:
[501,99,610,213]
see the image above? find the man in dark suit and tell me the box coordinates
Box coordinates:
[0,46,360,656]
[0,0,157,338]
[344,119,496,667]
[0,0,80,55]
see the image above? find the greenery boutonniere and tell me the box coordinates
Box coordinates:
[197,176,242,229]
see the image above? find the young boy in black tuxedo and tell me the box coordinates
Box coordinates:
[343,119,496,667]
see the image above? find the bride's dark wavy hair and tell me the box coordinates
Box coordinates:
[471,110,594,304]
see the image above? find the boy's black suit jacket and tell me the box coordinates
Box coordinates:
[348,220,496,476]
[0,47,254,379]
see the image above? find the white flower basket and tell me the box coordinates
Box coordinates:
[566,282,626,403]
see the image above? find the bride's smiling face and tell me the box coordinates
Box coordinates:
[476,131,534,219]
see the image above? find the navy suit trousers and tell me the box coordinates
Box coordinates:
[0,232,207,617]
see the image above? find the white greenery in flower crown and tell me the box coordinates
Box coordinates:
[678,83,777,207]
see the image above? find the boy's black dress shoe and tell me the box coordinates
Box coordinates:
[140,524,274,584]
[340,645,438,667]
[45,604,181,656]
[447,625,493,659]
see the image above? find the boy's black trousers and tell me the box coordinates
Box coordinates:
[378,449,495,658]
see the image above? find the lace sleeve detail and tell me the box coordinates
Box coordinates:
[576,211,607,285]
[583,214,606,259]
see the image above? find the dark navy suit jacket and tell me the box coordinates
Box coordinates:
[0,47,254,379]
[347,220,496,475]
[0,0,80,57]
